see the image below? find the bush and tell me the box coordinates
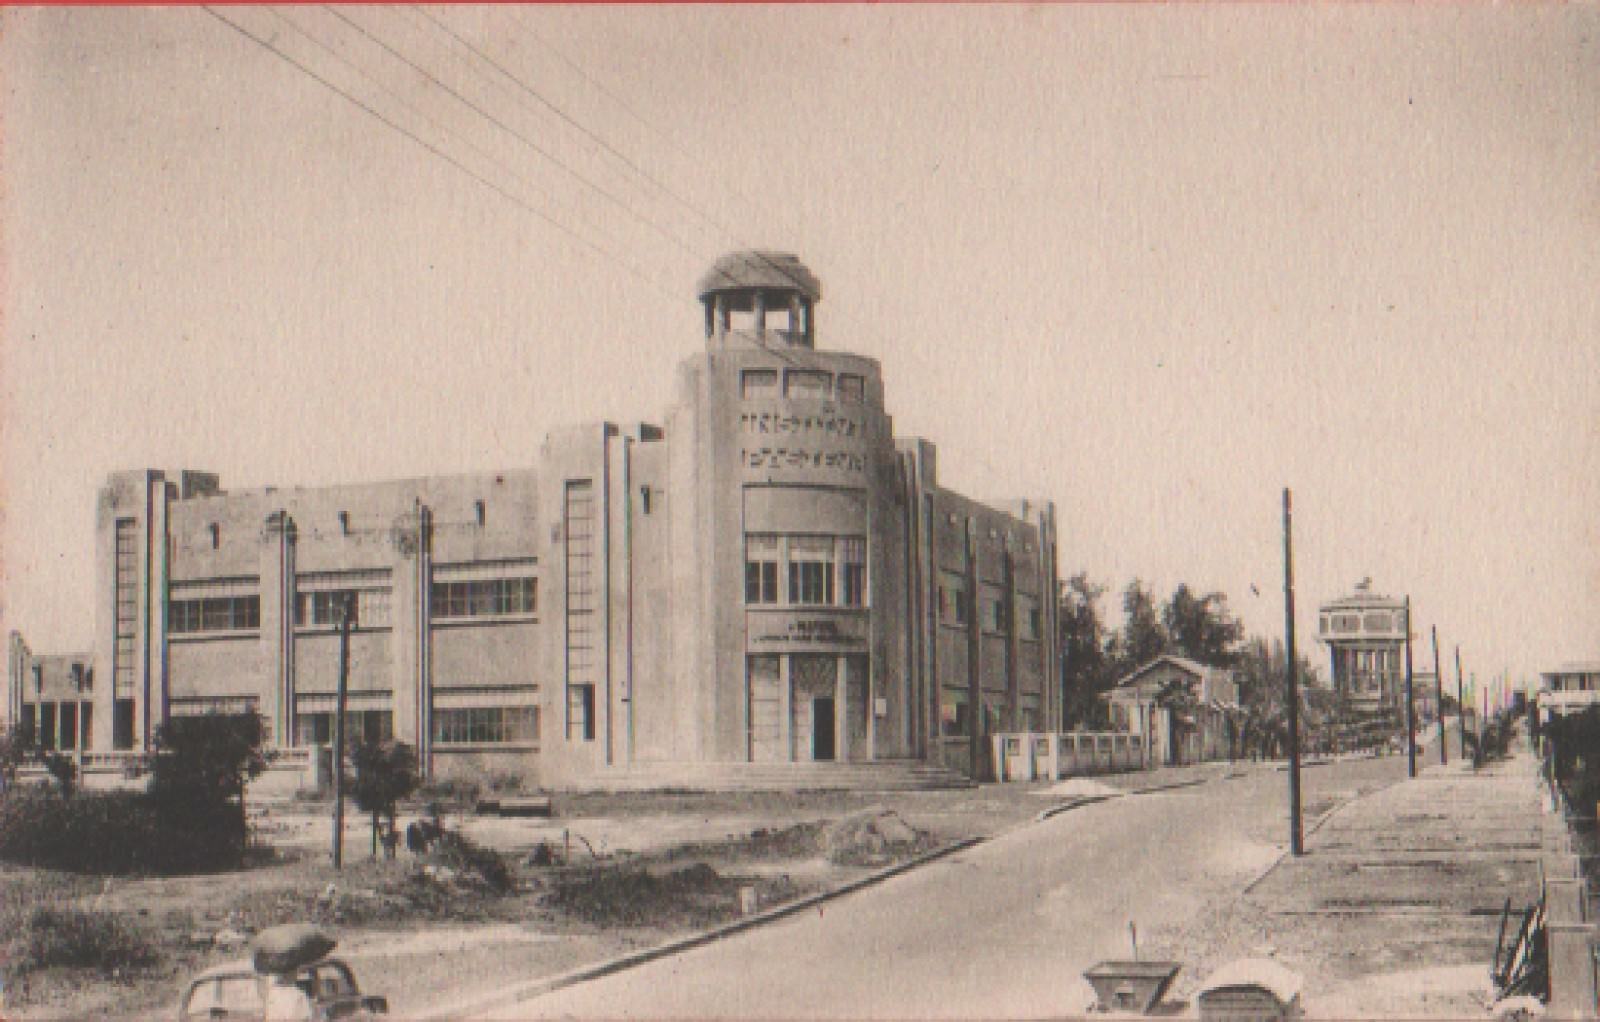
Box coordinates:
[0,786,247,875]
[429,828,512,893]
[12,906,157,973]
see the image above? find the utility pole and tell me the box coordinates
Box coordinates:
[1404,597,1416,779]
[332,596,351,870]
[1455,645,1466,762]
[1283,489,1303,856]
[1432,625,1446,765]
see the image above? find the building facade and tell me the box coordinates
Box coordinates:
[1104,655,1239,766]
[1537,662,1600,723]
[5,252,1059,786]
[1316,579,1408,718]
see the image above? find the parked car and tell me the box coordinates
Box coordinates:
[177,956,388,1020]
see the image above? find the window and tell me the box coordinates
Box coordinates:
[567,685,595,742]
[170,595,260,634]
[836,374,865,402]
[741,369,778,399]
[744,534,780,604]
[938,570,968,626]
[840,538,866,607]
[941,696,970,738]
[980,584,1007,635]
[181,974,265,1019]
[172,696,260,717]
[783,369,831,399]
[295,591,356,627]
[430,577,537,619]
[59,703,78,750]
[787,536,835,605]
[1016,593,1041,641]
[295,709,393,748]
[432,707,538,745]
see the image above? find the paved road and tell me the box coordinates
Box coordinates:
[483,754,1411,1020]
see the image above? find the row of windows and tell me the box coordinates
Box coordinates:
[936,572,1042,640]
[294,589,391,628]
[741,369,866,403]
[433,706,540,745]
[295,709,392,748]
[744,534,867,608]
[170,595,262,634]
[19,701,92,752]
[431,577,537,619]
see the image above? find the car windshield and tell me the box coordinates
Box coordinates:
[183,974,264,1018]
[299,961,358,1000]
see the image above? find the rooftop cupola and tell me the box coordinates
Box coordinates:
[697,251,821,348]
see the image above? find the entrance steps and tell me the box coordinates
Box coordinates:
[564,758,975,793]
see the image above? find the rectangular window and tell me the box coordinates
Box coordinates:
[113,518,138,695]
[432,706,539,745]
[294,709,393,748]
[1016,593,1041,641]
[840,538,866,607]
[40,703,57,752]
[783,369,832,399]
[787,536,835,605]
[59,702,78,751]
[940,695,970,738]
[744,534,780,604]
[170,595,261,634]
[429,578,537,619]
[836,373,865,402]
[566,685,595,742]
[980,584,1007,635]
[938,570,968,626]
[740,369,778,399]
[20,704,37,748]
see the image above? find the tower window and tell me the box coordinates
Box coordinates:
[741,369,778,400]
[837,374,865,402]
[784,369,832,399]
[338,511,350,535]
[209,523,220,549]
[474,500,486,527]
[640,487,653,515]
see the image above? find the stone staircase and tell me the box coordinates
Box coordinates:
[565,758,975,793]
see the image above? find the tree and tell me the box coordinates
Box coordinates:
[349,740,420,859]
[1109,579,1169,676]
[0,723,35,792]
[1163,584,1244,667]
[1058,574,1113,729]
[149,713,270,860]
[40,751,77,798]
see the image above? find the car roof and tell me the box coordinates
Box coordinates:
[188,956,347,985]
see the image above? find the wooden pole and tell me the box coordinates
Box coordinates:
[1283,489,1303,856]
[1404,597,1416,779]
[332,600,350,870]
[1432,625,1446,765]
[1455,645,1466,762]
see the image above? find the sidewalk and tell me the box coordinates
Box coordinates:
[1223,747,1546,1017]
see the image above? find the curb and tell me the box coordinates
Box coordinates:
[417,835,984,1020]
[1241,784,1375,896]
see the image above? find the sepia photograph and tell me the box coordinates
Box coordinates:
[1,5,1596,1019]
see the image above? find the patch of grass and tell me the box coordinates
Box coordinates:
[10,906,158,974]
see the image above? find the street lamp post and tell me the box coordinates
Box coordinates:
[1283,489,1303,856]
[1404,597,1416,779]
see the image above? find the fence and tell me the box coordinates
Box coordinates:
[991,731,1146,782]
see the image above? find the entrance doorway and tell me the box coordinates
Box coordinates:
[812,698,836,761]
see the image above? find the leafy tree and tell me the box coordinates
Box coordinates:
[149,713,269,860]
[41,751,77,798]
[1163,584,1244,667]
[349,739,420,858]
[0,722,35,792]
[1109,579,1169,676]
[1058,574,1113,729]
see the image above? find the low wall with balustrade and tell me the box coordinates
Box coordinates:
[990,731,1147,782]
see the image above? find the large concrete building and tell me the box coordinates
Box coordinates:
[5,253,1060,787]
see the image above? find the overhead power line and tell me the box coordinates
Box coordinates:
[265,7,634,262]
[322,5,705,264]
[202,6,675,299]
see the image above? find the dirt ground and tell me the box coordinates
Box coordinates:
[2,782,1058,1019]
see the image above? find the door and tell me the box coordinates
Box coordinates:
[812,697,836,761]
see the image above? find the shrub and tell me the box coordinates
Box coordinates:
[0,786,248,875]
[430,828,512,893]
[12,906,157,973]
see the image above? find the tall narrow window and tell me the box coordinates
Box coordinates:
[840,538,866,607]
[744,534,780,605]
[565,480,597,741]
[938,571,968,626]
[787,536,835,605]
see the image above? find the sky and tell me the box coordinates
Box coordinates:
[2,5,1596,697]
